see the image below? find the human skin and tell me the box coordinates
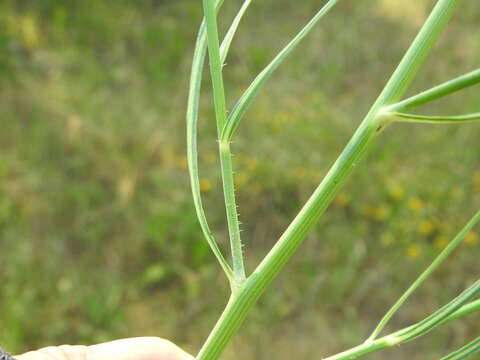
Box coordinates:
[16,337,194,360]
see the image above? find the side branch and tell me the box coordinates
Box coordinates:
[186,0,234,282]
[203,0,246,282]
[195,1,461,359]
[440,336,480,360]
[220,0,340,142]
[388,68,480,112]
[367,210,480,341]
[388,111,480,124]
[325,282,480,360]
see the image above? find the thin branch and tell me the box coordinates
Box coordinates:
[440,336,480,360]
[325,281,480,360]
[220,0,340,142]
[393,279,480,343]
[195,1,461,358]
[203,0,246,283]
[367,210,480,341]
[186,0,234,282]
[389,111,480,124]
[220,0,253,64]
[388,68,480,112]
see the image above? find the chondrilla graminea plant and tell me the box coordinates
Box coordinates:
[186,0,480,359]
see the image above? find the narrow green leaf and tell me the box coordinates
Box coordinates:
[203,0,246,282]
[220,0,339,141]
[220,0,253,64]
[390,111,480,123]
[186,0,253,285]
[440,337,480,360]
[323,298,480,360]
[440,299,480,325]
[367,210,480,341]
[186,0,235,282]
[394,279,480,343]
[388,68,480,111]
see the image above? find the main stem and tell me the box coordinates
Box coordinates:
[203,0,246,283]
[196,0,460,359]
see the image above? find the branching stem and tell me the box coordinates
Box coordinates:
[195,1,461,359]
[388,68,480,112]
[203,0,246,283]
[367,210,480,341]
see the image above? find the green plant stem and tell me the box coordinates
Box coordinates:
[195,1,460,359]
[221,0,339,141]
[324,281,480,360]
[187,0,254,284]
[367,210,480,341]
[325,300,480,360]
[440,336,480,360]
[219,0,253,63]
[219,141,246,285]
[393,280,480,342]
[441,299,480,324]
[388,68,480,112]
[203,0,246,283]
[186,0,233,282]
[389,111,480,123]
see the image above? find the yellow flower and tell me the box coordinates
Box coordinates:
[465,231,479,246]
[408,197,424,212]
[434,236,449,250]
[418,220,435,236]
[117,176,136,200]
[373,205,389,221]
[334,193,350,207]
[200,179,213,193]
[406,244,422,259]
[361,204,375,218]
[21,13,40,50]
[389,185,405,200]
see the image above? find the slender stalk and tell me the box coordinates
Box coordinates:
[219,141,246,284]
[203,0,246,283]
[324,281,480,360]
[441,299,480,324]
[389,111,480,124]
[186,0,233,282]
[187,0,254,284]
[219,0,253,63]
[367,210,480,341]
[195,1,461,359]
[203,0,228,132]
[392,280,480,343]
[440,337,480,360]
[388,68,480,112]
[220,0,340,141]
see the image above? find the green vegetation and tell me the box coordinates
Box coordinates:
[192,0,479,358]
[1,1,479,359]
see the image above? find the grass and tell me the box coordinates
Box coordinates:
[0,0,479,359]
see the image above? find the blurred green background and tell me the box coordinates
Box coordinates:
[0,0,479,359]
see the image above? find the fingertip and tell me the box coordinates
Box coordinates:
[88,337,193,360]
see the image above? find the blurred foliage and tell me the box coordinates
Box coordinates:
[0,0,479,359]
